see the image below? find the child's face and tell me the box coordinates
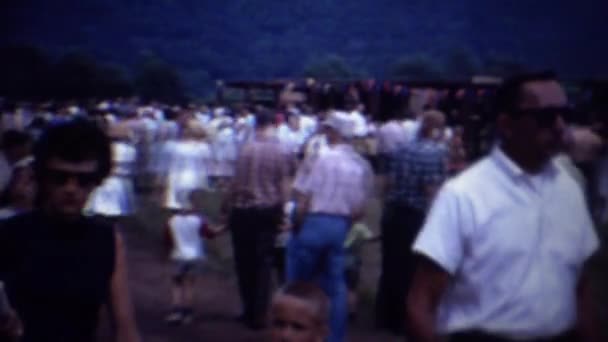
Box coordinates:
[269,294,326,342]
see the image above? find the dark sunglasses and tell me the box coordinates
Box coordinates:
[46,168,99,187]
[511,106,574,128]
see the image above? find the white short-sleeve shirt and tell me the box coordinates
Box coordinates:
[293,144,374,217]
[169,214,205,261]
[413,146,599,339]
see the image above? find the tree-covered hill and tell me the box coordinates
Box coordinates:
[1,0,607,96]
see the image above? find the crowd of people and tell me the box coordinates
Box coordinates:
[0,71,607,342]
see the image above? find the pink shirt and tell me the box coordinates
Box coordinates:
[293,144,374,216]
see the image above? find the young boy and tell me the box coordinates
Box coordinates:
[268,281,329,342]
[164,190,223,325]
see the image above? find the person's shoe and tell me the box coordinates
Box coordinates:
[165,309,184,326]
[181,308,194,325]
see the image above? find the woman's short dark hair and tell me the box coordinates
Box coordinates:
[33,118,112,185]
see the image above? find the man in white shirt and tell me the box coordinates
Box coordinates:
[288,111,374,342]
[407,72,601,342]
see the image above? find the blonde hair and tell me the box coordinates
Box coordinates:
[273,282,329,326]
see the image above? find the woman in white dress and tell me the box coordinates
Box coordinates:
[85,123,137,218]
[208,116,236,189]
[162,120,211,210]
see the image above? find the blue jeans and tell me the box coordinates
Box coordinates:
[286,214,350,342]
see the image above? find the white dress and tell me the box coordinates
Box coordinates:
[211,126,237,178]
[86,141,137,216]
[163,140,211,209]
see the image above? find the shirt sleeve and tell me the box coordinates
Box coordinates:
[412,182,468,275]
[293,155,322,195]
[579,208,600,263]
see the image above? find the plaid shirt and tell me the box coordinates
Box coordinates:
[386,139,447,210]
[230,135,293,208]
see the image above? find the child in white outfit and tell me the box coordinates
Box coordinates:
[164,191,223,325]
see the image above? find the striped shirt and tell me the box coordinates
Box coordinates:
[231,134,292,208]
[293,144,374,217]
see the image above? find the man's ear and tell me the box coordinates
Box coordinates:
[496,113,513,139]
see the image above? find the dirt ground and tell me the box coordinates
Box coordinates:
[104,188,608,341]
[104,191,399,342]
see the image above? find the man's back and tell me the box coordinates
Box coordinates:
[232,137,291,208]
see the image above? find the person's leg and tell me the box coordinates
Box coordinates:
[376,203,402,330]
[182,274,196,323]
[250,221,276,328]
[230,209,254,322]
[319,217,349,342]
[166,264,185,324]
[274,247,286,286]
[401,207,425,328]
[286,216,323,283]
[385,205,416,335]
[375,205,389,328]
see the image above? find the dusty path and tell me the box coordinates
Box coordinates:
[112,218,400,342]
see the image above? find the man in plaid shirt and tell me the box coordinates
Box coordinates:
[376,109,448,335]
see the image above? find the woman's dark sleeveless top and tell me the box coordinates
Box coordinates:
[0,211,115,342]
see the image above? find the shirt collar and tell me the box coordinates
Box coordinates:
[332,143,355,153]
[492,145,559,180]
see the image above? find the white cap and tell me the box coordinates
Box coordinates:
[322,111,354,138]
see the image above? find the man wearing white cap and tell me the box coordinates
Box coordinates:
[288,111,374,342]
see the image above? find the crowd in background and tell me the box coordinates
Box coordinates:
[0,73,607,341]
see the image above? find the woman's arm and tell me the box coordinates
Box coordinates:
[109,232,141,342]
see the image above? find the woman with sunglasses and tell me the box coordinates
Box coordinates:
[0,119,140,342]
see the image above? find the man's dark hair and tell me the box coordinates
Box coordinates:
[493,71,557,115]
[33,119,112,185]
[1,130,32,150]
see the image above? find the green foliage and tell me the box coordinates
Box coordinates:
[443,47,481,80]
[135,55,187,103]
[0,44,52,99]
[389,54,443,81]
[302,54,361,80]
[482,54,528,78]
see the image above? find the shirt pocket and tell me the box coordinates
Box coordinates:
[542,210,583,269]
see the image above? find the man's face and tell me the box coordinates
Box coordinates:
[43,158,99,218]
[502,80,568,167]
[269,295,326,342]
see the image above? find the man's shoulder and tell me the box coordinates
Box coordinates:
[445,156,497,191]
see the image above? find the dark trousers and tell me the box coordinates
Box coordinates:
[375,202,425,334]
[273,247,286,285]
[229,206,281,326]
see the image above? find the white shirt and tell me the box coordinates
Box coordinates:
[349,110,368,138]
[169,214,206,260]
[377,121,407,154]
[402,118,421,144]
[413,146,599,339]
[294,144,373,216]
